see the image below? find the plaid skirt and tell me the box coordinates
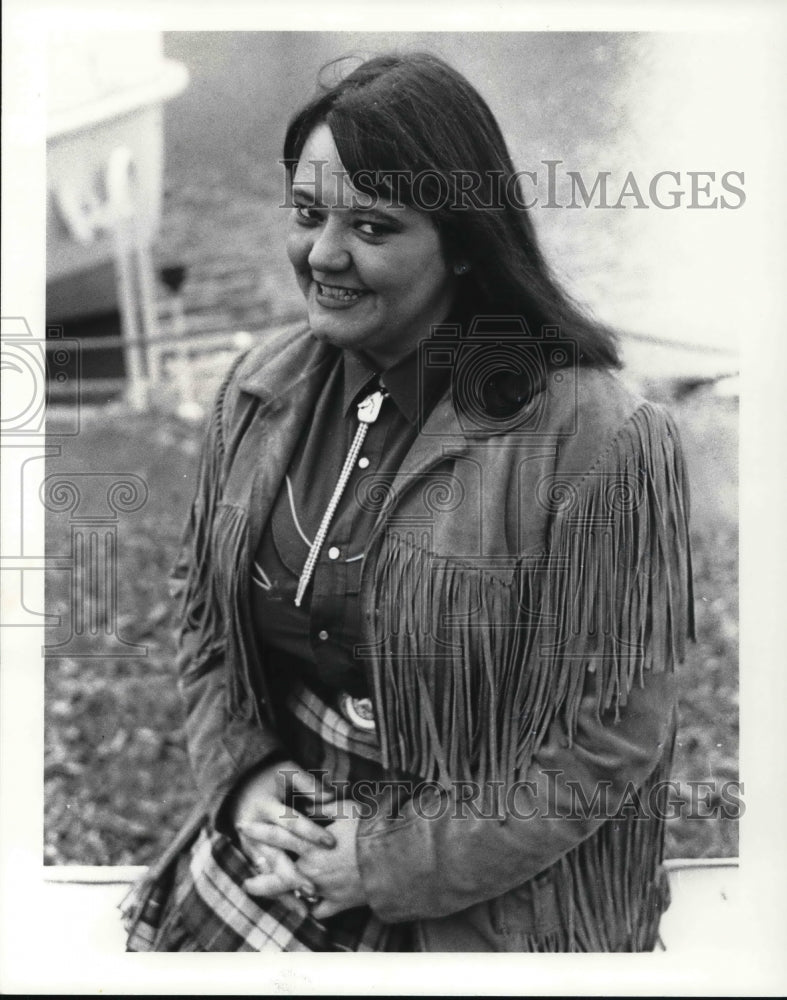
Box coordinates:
[121,681,413,952]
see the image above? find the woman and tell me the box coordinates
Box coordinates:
[123,52,693,952]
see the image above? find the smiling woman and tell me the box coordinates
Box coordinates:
[287,123,456,367]
[122,52,694,953]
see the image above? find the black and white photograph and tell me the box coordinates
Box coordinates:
[2,2,786,994]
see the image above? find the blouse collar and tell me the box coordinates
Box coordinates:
[342,347,451,426]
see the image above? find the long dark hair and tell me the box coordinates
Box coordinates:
[283,52,620,370]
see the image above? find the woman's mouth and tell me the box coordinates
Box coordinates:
[314,281,369,305]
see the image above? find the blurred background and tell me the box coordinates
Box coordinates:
[45,31,739,865]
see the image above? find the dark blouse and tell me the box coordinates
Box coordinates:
[251,346,449,698]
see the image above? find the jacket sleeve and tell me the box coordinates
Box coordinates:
[356,400,694,922]
[356,664,676,922]
[172,363,285,829]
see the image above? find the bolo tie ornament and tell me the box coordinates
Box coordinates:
[294,388,388,608]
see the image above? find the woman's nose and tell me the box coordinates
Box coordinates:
[307,217,351,273]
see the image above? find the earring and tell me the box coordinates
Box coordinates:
[453,262,470,276]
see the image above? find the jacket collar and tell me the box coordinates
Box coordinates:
[234,326,469,543]
[237,323,334,409]
[236,322,540,443]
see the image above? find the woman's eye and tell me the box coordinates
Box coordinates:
[356,220,393,237]
[293,205,322,224]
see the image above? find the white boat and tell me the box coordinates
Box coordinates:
[46,31,188,322]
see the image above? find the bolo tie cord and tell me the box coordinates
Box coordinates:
[294,388,388,607]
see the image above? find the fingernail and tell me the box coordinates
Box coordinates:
[320,834,335,848]
[300,883,316,895]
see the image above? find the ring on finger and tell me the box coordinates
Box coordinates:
[293,887,322,908]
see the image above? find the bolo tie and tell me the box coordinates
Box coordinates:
[294,387,388,608]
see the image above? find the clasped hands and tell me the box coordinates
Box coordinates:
[231,759,366,921]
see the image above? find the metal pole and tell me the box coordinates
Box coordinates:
[110,217,147,412]
[106,146,148,411]
[133,219,161,383]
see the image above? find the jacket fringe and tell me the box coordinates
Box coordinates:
[172,353,264,725]
[472,734,675,953]
[555,738,675,952]
[168,358,690,952]
[367,401,694,785]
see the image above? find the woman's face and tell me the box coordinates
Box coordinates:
[286,123,456,369]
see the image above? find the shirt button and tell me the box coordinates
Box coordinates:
[358,457,370,469]
[318,630,329,641]
[328,546,340,560]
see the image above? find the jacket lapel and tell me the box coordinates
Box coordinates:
[231,326,335,555]
[233,324,475,551]
[368,391,470,541]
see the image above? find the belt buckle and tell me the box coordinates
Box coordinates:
[339,692,376,731]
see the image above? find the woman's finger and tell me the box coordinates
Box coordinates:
[267,846,318,893]
[276,893,311,921]
[237,836,278,877]
[236,820,314,856]
[239,853,313,920]
[244,843,319,895]
[243,853,317,898]
[257,800,337,848]
[311,897,342,921]
[243,872,297,897]
[249,850,270,873]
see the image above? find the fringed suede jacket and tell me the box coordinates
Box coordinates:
[164,323,694,952]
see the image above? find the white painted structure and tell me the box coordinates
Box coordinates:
[46,32,188,408]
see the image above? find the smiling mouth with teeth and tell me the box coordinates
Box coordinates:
[316,281,368,301]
